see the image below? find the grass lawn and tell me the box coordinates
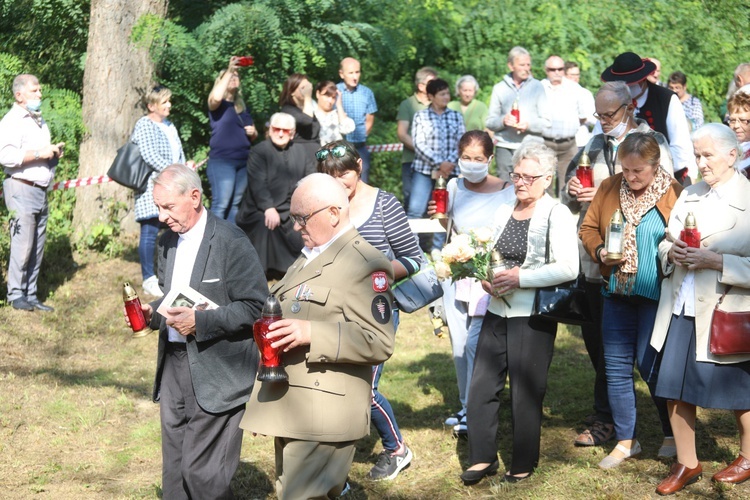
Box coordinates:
[0,253,747,499]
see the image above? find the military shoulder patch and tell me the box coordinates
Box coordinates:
[371,295,392,324]
[371,271,389,292]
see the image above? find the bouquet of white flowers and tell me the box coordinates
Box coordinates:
[434,227,495,283]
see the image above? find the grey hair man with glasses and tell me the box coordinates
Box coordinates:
[242,173,395,500]
[559,80,672,451]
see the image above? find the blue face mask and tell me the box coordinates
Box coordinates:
[26,99,42,112]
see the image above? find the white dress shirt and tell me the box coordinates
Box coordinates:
[168,209,208,343]
[0,103,55,185]
[541,78,594,140]
[301,224,354,266]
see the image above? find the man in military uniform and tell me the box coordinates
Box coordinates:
[242,173,395,499]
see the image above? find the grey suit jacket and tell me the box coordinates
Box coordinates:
[150,210,269,413]
[242,228,395,442]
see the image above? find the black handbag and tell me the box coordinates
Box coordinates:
[393,264,444,313]
[106,141,152,193]
[532,205,592,325]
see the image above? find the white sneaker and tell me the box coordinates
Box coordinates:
[142,276,163,297]
[445,408,466,426]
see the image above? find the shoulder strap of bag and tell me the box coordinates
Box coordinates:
[716,285,733,309]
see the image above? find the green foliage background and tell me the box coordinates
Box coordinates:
[0,0,748,273]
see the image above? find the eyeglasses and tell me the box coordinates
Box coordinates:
[593,104,626,121]
[290,206,339,227]
[315,144,351,161]
[728,117,750,126]
[545,67,565,72]
[509,173,546,185]
[271,126,293,134]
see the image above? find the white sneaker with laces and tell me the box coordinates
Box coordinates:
[142,276,163,297]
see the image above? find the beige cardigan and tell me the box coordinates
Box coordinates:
[651,174,750,364]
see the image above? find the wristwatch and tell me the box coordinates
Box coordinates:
[33,150,40,160]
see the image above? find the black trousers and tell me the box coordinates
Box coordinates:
[579,280,612,422]
[466,312,556,475]
[160,344,245,500]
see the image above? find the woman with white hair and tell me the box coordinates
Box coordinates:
[461,143,578,485]
[448,75,489,132]
[651,123,750,495]
[235,112,316,278]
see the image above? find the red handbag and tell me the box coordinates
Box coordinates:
[709,285,750,356]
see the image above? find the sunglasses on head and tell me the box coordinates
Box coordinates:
[315,144,351,161]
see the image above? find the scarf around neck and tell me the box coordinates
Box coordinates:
[613,167,672,295]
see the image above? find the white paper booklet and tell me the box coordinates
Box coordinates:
[156,285,219,317]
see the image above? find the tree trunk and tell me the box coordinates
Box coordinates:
[73,0,169,239]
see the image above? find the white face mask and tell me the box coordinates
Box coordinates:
[458,157,491,183]
[605,112,629,138]
[25,99,42,112]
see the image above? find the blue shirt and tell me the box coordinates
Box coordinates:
[208,100,254,161]
[336,82,377,143]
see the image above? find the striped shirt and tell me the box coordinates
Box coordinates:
[358,190,423,275]
[605,207,665,301]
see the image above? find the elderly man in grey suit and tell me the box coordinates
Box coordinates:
[242,173,396,499]
[126,164,268,499]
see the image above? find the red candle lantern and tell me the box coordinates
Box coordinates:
[680,212,701,248]
[576,151,593,188]
[431,176,448,219]
[511,99,520,123]
[253,294,289,382]
[123,282,149,338]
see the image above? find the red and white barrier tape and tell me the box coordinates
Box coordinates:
[366,143,403,153]
[2,146,402,196]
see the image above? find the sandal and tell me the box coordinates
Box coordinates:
[574,420,615,446]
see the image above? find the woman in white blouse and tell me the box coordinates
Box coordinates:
[313,80,355,146]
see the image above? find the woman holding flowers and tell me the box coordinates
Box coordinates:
[460,142,578,485]
[317,139,422,481]
[427,130,514,436]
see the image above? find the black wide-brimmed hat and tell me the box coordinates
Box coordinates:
[600,52,656,83]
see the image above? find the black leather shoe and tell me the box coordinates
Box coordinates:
[460,459,499,486]
[502,472,532,483]
[28,300,54,312]
[11,297,34,311]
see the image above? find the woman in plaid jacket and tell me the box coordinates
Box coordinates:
[130,85,185,297]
